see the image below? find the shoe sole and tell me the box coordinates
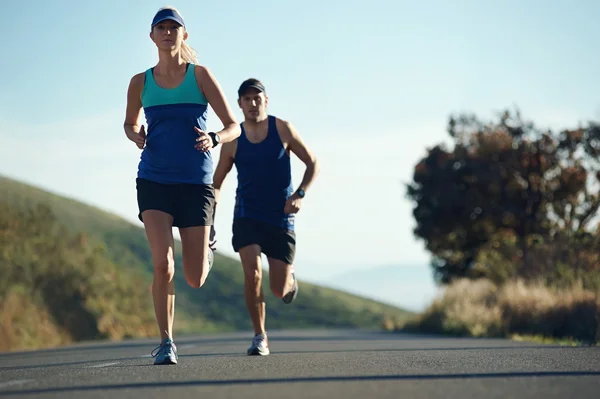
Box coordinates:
[247,348,270,356]
[154,355,178,365]
[154,358,178,365]
[282,282,298,304]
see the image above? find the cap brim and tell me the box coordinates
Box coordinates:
[152,16,184,27]
[239,84,265,95]
[246,84,264,92]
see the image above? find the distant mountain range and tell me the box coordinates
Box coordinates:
[322,264,440,312]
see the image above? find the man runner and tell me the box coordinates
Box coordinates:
[212,78,320,355]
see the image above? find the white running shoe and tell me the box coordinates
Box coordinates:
[247,333,270,356]
[207,247,214,272]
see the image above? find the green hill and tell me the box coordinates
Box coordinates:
[0,174,412,352]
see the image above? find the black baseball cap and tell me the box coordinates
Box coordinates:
[238,78,266,98]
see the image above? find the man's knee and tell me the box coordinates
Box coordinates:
[270,274,293,298]
[267,258,293,298]
[270,281,285,298]
[238,244,262,288]
[244,266,262,287]
[241,259,262,294]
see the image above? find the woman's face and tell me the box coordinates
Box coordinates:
[150,20,187,50]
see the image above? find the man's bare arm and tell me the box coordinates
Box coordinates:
[213,141,236,204]
[278,119,320,196]
[209,141,236,247]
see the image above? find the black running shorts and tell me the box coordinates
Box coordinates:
[232,217,296,264]
[136,177,215,228]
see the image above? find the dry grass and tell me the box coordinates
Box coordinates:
[398,278,600,344]
[0,287,72,352]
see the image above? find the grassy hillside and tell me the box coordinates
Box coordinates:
[1,174,412,352]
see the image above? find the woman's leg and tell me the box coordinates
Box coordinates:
[141,210,176,341]
[136,177,178,365]
[176,183,216,288]
[179,225,212,288]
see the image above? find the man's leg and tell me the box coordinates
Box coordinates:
[267,258,297,301]
[232,218,270,355]
[264,226,298,304]
[239,244,270,355]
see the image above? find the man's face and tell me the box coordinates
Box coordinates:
[238,89,268,121]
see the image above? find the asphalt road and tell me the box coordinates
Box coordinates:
[0,329,599,398]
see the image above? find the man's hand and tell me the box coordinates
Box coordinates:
[284,193,303,214]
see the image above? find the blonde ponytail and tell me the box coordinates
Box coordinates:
[156,6,199,64]
[180,42,199,64]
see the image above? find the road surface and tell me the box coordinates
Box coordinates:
[0,329,599,398]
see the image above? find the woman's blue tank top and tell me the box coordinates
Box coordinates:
[137,63,213,185]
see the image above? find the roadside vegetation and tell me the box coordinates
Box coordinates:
[395,110,600,345]
[0,176,412,352]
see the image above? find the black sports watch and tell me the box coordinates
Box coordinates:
[208,132,221,147]
[297,188,305,198]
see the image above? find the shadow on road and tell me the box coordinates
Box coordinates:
[0,357,142,372]
[0,353,244,371]
[0,332,396,359]
[2,345,589,370]
[182,345,584,357]
[0,337,250,360]
[0,330,565,361]
[2,371,599,395]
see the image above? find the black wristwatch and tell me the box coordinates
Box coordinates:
[208,132,221,147]
[297,189,305,198]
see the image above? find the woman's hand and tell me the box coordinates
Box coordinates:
[195,127,213,152]
[127,125,146,149]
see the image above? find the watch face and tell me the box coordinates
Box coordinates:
[210,132,220,146]
[298,189,305,198]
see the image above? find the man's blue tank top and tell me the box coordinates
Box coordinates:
[137,63,213,185]
[233,115,295,231]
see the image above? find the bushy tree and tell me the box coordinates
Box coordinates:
[406,109,600,285]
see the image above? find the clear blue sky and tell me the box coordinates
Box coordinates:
[1,0,599,311]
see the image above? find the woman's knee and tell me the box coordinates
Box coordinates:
[183,258,211,289]
[179,226,212,288]
[153,257,175,280]
[186,276,204,289]
[184,267,205,289]
[142,210,176,282]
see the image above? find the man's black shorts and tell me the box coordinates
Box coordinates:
[232,217,296,264]
[136,177,215,228]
